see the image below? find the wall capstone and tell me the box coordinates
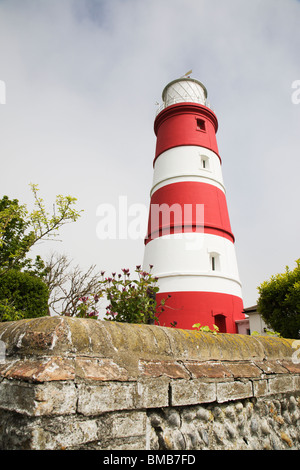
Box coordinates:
[0,316,299,450]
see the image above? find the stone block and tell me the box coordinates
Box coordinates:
[252,379,269,397]
[139,360,190,379]
[0,409,34,449]
[0,379,36,416]
[77,378,170,416]
[103,411,146,439]
[0,379,77,416]
[75,357,129,381]
[183,361,232,379]
[31,416,99,450]
[225,362,261,378]
[217,380,253,403]
[255,361,290,375]
[33,382,77,416]
[268,375,295,394]
[77,381,136,415]
[1,357,75,382]
[281,361,300,374]
[136,377,170,408]
[293,375,300,391]
[170,379,216,406]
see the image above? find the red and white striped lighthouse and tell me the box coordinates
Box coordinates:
[143,76,245,333]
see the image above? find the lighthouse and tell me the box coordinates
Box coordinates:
[143,76,245,333]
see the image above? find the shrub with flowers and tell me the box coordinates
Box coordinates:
[72,265,170,325]
[100,265,168,324]
[75,295,100,319]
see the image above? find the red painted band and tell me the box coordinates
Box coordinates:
[156,291,244,332]
[144,181,235,244]
[154,102,220,165]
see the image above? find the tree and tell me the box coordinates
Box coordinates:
[0,184,82,321]
[257,259,300,339]
[44,252,101,316]
[0,184,82,275]
[0,196,32,271]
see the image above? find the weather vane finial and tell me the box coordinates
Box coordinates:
[181,69,192,78]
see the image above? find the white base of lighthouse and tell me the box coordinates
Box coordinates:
[143,232,243,332]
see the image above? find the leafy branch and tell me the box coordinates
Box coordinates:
[192,323,219,335]
[0,184,83,274]
[29,183,82,244]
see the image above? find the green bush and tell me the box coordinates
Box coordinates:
[0,298,24,322]
[0,270,49,321]
[257,259,300,339]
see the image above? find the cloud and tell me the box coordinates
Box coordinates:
[0,0,300,308]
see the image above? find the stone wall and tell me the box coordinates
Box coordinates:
[0,316,299,450]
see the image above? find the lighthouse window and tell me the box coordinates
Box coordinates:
[210,252,220,271]
[196,118,206,131]
[201,155,209,169]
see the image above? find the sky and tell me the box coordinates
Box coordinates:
[0,0,300,309]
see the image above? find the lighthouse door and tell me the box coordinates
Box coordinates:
[214,314,227,333]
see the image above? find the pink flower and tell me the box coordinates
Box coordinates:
[89,311,98,318]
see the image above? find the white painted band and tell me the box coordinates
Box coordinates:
[143,232,242,296]
[151,146,225,196]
